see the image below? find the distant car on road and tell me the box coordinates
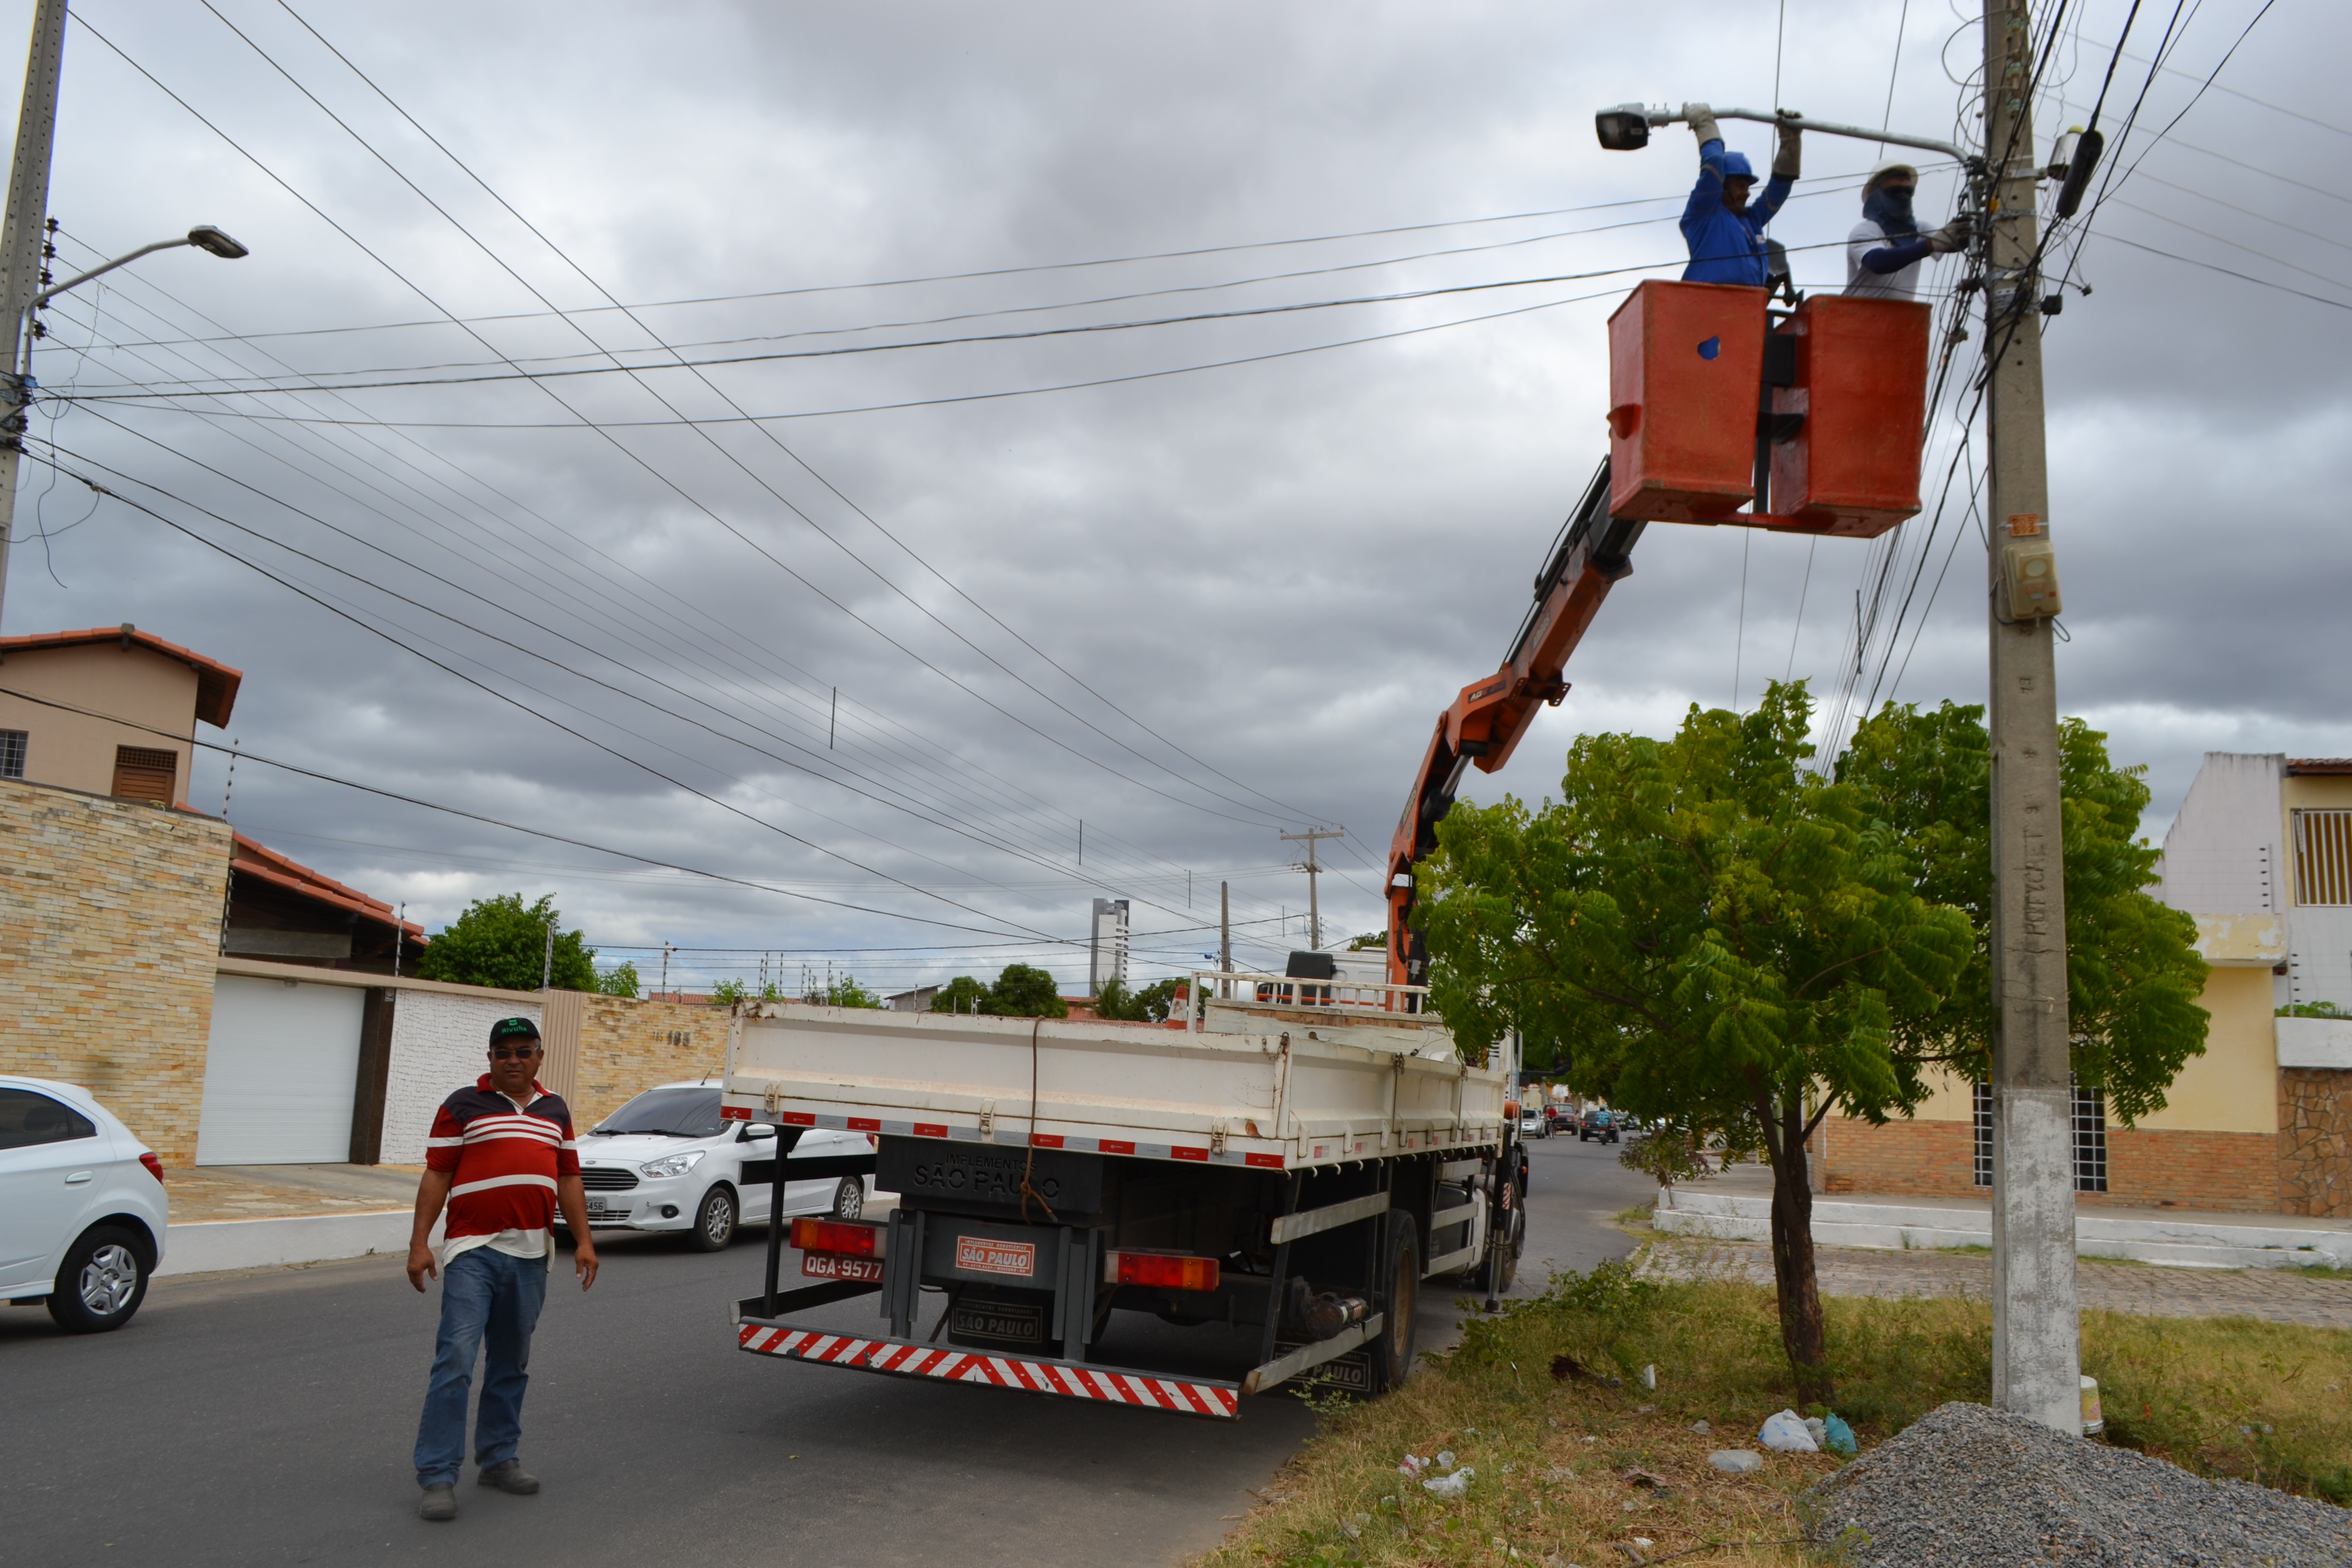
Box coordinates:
[560,1081,873,1251]
[1517,1108,1547,1138]
[1544,1103,1575,1133]
[0,1075,169,1333]
[1578,1108,1621,1145]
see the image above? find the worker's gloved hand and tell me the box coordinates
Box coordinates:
[1928,216,1974,253]
[1682,101,1720,146]
[1772,123,1802,179]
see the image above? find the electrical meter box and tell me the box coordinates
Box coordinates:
[1766,295,1931,538]
[1606,280,1768,523]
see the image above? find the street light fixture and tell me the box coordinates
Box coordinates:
[0,223,252,626]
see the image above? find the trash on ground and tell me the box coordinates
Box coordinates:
[1822,1411,1858,1457]
[1622,1467,1670,1490]
[1759,1409,1820,1452]
[1423,1467,1475,1498]
[1690,1419,1710,1435]
[1641,1363,1656,1389]
[1398,1454,1427,1477]
[1803,1415,1829,1449]
[1708,1449,1765,1474]
[1436,1450,1457,1470]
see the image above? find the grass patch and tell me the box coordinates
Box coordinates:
[1200,1264,2352,1567]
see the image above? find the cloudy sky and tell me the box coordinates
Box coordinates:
[6,0,2343,996]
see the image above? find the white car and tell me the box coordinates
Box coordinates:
[0,1075,170,1333]
[564,1081,872,1251]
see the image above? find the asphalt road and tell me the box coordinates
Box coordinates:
[0,1132,1653,1568]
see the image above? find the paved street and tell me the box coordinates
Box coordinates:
[1,1131,1649,1567]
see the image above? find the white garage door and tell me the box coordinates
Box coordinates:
[195,976,365,1165]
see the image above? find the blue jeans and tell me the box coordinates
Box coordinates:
[413,1246,548,1489]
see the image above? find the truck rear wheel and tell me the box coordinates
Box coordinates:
[1368,1212,1419,1393]
[1481,1185,1525,1297]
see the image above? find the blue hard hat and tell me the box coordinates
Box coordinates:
[1721,151,1756,181]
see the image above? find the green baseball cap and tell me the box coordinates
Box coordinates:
[488,1016,542,1046]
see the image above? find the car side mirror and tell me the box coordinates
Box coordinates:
[740,1122,777,1141]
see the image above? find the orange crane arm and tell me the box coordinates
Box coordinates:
[1387,461,1645,987]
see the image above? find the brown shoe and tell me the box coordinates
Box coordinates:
[477,1460,539,1495]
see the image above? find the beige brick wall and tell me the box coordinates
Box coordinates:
[566,993,730,1129]
[0,779,232,1163]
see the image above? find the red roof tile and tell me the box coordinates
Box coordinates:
[2287,758,2352,776]
[231,833,426,940]
[0,625,241,727]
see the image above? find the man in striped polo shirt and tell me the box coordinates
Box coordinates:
[405,1016,597,1523]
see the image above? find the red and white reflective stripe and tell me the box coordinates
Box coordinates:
[737,1324,1240,1419]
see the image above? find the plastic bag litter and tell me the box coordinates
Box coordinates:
[1803,1416,1828,1449]
[1398,1455,1427,1477]
[1758,1410,1819,1452]
[1821,1412,1857,1456]
[1708,1449,1765,1474]
[1690,1419,1710,1435]
[1423,1467,1474,1498]
[1435,1450,1457,1471]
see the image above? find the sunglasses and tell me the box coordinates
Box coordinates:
[489,1044,542,1061]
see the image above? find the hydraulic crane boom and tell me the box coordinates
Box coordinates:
[1386,459,1645,989]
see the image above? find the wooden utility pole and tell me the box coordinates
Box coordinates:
[1982,0,2081,1435]
[1280,827,1343,950]
[0,0,69,630]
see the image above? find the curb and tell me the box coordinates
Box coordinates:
[158,1211,439,1278]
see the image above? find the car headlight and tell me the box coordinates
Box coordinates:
[638,1150,706,1179]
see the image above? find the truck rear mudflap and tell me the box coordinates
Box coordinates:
[731,1295,1241,1418]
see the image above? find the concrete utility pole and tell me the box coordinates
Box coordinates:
[0,0,68,631]
[1218,879,1231,997]
[1981,0,2081,1436]
[541,919,555,991]
[1280,827,1343,950]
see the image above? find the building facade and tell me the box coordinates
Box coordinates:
[0,625,241,808]
[1808,753,2352,1216]
[1088,896,1130,995]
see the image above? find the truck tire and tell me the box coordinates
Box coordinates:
[1367,1212,1420,1394]
[1481,1184,1525,1297]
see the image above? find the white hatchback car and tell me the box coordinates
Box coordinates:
[0,1075,170,1333]
[562,1081,872,1251]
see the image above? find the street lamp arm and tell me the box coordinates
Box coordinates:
[29,236,188,311]
[1607,103,1972,165]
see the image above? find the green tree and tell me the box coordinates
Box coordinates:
[598,960,641,999]
[416,893,598,992]
[711,977,748,1006]
[930,975,990,1015]
[1346,930,1388,951]
[1417,683,1972,1402]
[1094,976,1187,1023]
[985,963,1067,1018]
[1836,701,2210,1122]
[807,973,884,1009]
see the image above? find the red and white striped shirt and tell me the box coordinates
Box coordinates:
[425,1076,580,1264]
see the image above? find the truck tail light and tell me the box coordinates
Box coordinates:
[1106,1251,1219,1291]
[139,1152,165,1184]
[789,1217,883,1257]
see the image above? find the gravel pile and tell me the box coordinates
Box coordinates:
[1806,1401,2352,1566]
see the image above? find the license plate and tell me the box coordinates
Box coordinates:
[801,1253,884,1283]
[586,1196,608,1215]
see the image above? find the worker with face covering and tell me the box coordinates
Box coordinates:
[1846,160,1973,299]
[1677,102,1797,286]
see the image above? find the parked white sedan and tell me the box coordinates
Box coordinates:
[0,1075,170,1333]
[562,1081,872,1251]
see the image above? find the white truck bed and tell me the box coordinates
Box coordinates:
[721,992,1508,1172]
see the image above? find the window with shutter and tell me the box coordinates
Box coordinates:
[111,745,177,804]
[2293,810,2352,905]
[0,728,23,779]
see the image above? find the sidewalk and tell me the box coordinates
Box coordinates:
[159,1164,427,1279]
[1640,1237,2352,1329]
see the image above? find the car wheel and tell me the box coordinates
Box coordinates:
[689,1185,738,1252]
[47,1226,150,1334]
[1367,1212,1420,1394]
[831,1178,865,1222]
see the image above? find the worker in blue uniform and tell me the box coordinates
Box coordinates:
[1678,103,1797,286]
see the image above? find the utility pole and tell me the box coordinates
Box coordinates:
[1982,0,2080,1436]
[1280,827,1343,950]
[541,919,554,990]
[1218,880,1230,997]
[0,0,68,630]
